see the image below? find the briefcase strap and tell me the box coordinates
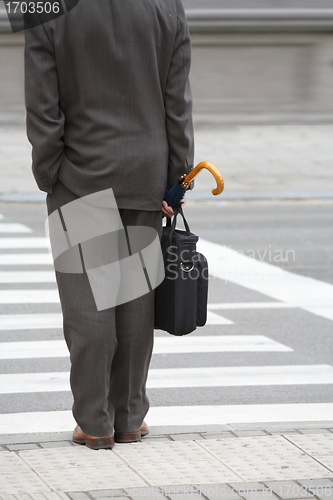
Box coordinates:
[166,206,191,244]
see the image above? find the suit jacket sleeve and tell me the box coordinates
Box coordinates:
[24,23,65,194]
[164,0,194,190]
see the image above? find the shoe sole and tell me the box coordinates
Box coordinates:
[73,437,115,450]
[114,428,149,444]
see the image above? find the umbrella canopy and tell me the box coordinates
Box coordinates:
[163,176,187,209]
[164,161,224,209]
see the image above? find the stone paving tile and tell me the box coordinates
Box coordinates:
[239,490,279,500]
[0,433,73,446]
[161,485,201,495]
[313,488,333,500]
[0,468,52,494]
[295,481,333,500]
[166,493,203,500]
[197,483,243,500]
[19,447,124,470]
[39,441,73,448]
[113,441,214,464]
[67,494,90,500]
[170,434,204,441]
[229,483,267,492]
[297,479,333,490]
[201,432,237,440]
[88,491,127,498]
[267,431,302,436]
[229,423,333,432]
[124,486,168,499]
[97,498,128,500]
[134,425,237,436]
[233,431,269,437]
[297,429,333,435]
[284,435,333,457]
[0,494,69,500]
[139,436,172,443]
[30,494,70,500]
[129,460,240,486]
[6,443,40,451]
[0,451,39,473]
[315,456,333,470]
[199,436,333,481]
[36,465,146,492]
[107,497,132,500]
[263,481,315,499]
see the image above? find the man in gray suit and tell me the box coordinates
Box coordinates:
[24,0,193,449]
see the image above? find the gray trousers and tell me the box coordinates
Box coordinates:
[47,181,162,436]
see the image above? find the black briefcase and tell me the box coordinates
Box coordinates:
[154,206,208,336]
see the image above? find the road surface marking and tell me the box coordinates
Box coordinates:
[0,313,62,330]
[0,223,32,233]
[0,299,231,324]
[198,239,333,321]
[0,290,59,304]
[148,365,333,388]
[0,238,49,249]
[0,254,53,265]
[208,302,295,310]
[0,272,56,283]
[0,336,292,359]
[0,311,230,329]
[147,403,333,426]
[0,403,332,434]
[206,310,233,324]
[0,365,331,394]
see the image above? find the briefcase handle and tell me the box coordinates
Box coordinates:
[166,206,191,245]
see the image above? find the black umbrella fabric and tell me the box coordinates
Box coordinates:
[163,178,187,209]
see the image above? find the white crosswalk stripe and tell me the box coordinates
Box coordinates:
[0,290,59,304]
[0,365,332,394]
[0,254,53,265]
[0,294,231,323]
[198,239,333,321]
[0,238,49,249]
[1,404,333,434]
[0,223,32,233]
[0,272,56,283]
[208,302,296,310]
[0,313,62,330]
[0,218,332,435]
[0,336,292,359]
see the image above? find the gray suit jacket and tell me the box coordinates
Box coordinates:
[24,0,194,210]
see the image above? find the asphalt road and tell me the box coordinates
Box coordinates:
[182,0,333,9]
[0,199,332,419]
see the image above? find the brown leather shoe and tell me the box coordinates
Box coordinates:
[114,421,149,443]
[73,425,115,450]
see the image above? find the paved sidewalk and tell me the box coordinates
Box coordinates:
[0,424,332,498]
[1,124,333,202]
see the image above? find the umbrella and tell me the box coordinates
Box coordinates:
[164,161,224,209]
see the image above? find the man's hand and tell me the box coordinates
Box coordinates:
[162,200,175,218]
[162,195,186,218]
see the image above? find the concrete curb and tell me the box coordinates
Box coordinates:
[1,421,332,446]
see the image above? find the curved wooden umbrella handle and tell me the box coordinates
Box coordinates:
[182,161,224,195]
